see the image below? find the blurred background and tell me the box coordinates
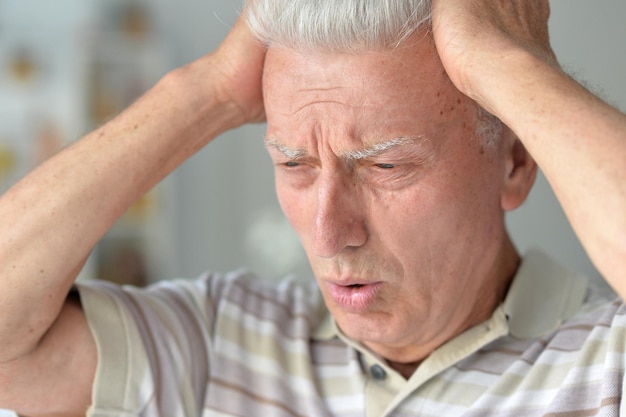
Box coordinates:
[0,0,624,286]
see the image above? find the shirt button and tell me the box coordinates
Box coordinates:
[370,364,387,381]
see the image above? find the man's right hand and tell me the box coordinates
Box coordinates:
[212,12,266,126]
[177,11,266,132]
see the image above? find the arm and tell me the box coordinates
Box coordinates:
[432,0,626,296]
[0,15,265,415]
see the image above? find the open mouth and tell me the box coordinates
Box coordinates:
[327,281,384,313]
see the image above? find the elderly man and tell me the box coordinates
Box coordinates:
[1,0,625,416]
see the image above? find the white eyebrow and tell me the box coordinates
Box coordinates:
[265,138,307,159]
[265,135,427,160]
[341,136,423,160]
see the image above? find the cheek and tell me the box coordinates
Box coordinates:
[275,182,310,236]
[370,159,501,265]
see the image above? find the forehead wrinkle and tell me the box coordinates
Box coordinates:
[293,100,349,116]
[341,136,424,160]
[265,138,308,159]
[290,86,357,116]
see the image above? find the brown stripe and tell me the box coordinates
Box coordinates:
[311,339,353,366]
[165,287,210,403]
[544,396,620,417]
[477,347,526,357]
[210,377,308,417]
[557,323,607,333]
[230,279,319,321]
[221,280,322,337]
[120,290,170,409]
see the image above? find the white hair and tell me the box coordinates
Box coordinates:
[245,0,431,53]
[475,107,503,148]
[245,0,503,146]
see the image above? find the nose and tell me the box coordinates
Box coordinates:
[311,173,368,258]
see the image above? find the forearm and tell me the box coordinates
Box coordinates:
[0,56,242,362]
[475,49,626,294]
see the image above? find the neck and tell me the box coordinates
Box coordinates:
[387,235,521,379]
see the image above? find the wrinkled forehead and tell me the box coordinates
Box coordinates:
[262,32,467,134]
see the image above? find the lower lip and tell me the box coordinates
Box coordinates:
[327,282,384,314]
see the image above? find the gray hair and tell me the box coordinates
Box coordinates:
[475,107,503,148]
[244,0,431,53]
[245,0,503,146]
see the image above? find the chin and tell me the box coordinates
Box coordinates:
[335,309,405,345]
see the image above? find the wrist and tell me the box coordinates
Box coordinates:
[465,46,562,120]
[158,55,247,143]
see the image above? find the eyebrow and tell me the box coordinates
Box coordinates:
[265,139,307,159]
[341,136,423,160]
[264,135,427,160]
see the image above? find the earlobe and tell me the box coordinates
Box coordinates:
[500,135,538,211]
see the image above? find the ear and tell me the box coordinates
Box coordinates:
[500,128,537,211]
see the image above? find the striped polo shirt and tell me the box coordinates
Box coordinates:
[76,249,624,416]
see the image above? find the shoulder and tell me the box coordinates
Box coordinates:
[74,271,326,415]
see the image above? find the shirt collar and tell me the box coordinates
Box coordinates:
[503,248,588,339]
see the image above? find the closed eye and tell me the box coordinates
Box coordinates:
[375,163,395,169]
